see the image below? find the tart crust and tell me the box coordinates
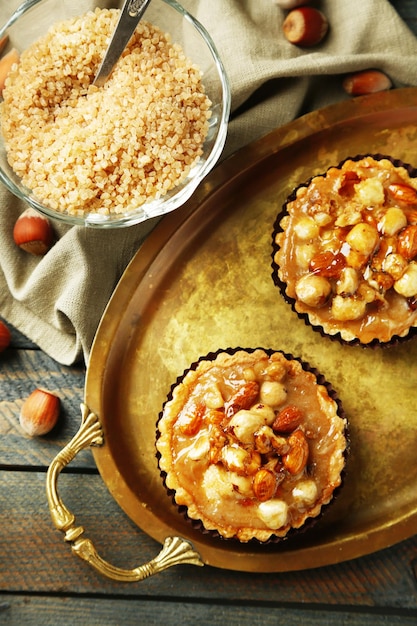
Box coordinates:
[156,348,347,543]
[272,155,417,345]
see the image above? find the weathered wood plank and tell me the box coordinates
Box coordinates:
[0,346,89,468]
[0,318,37,350]
[2,471,417,609]
[1,594,417,626]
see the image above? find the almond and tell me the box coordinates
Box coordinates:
[178,402,205,436]
[253,468,277,502]
[19,388,60,437]
[388,183,417,206]
[224,381,260,417]
[406,208,417,225]
[282,429,309,475]
[397,225,417,260]
[272,405,303,433]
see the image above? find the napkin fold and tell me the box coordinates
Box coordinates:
[1,0,416,365]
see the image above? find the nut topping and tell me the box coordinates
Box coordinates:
[282,429,309,475]
[274,155,417,343]
[178,402,205,436]
[224,381,260,417]
[272,405,303,433]
[253,469,277,502]
[388,183,417,205]
[397,225,417,260]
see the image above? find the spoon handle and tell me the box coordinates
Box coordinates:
[93,0,152,87]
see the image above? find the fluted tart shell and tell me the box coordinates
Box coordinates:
[272,155,417,345]
[156,348,347,543]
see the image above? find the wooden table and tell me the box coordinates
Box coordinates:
[2,2,417,624]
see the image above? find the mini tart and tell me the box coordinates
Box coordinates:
[272,155,417,345]
[156,348,347,543]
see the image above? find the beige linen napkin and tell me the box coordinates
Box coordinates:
[0,0,416,365]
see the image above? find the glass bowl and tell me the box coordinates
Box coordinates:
[0,0,230,228]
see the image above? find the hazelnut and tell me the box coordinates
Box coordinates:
[342,70,392,96]
[282,7,329,47]
[13,208,54,256]
[295,273,332,308]
[0,319,11,352]
[19,388,60,437]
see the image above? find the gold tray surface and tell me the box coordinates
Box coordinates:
[86,87,417,572]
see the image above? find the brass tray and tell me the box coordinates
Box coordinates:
[48,87,417,578]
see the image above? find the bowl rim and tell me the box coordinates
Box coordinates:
[0,0,231,228]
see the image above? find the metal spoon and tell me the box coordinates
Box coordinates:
[93,0,152,87]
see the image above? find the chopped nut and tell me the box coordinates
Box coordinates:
[224,381,260,417]
[253,469,277,502]
[257,499,288,529]
[295,273,332,308]
[177,402,205,436]
[397,225,417,260]
[345,222,379,257]
[292,479,318,505]
[282,429,309,475]
[331,294,367,321]
[406,208,417,225]
[388,183,417,205]
[228,409,266,444]
[394,261,417,297]
[254,425,289,455]
[221,444,261,476]
[382,253,408,280]
[344,248,368,270]
[295,243,319,269]
[336,266,359,296]
[378,207,407,236]
[188,434,211,461]
[273,405,303,433]
[368,271,394,292]
[354,177,385,205]
[312,211,333,227]
[293,216,320,240]
[259,380,287,408]
[204,384,224,409]
[264,359,287,382]
[249,403,276,426]
[209,424,227,464]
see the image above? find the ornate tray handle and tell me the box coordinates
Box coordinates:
[46,403,204,582]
